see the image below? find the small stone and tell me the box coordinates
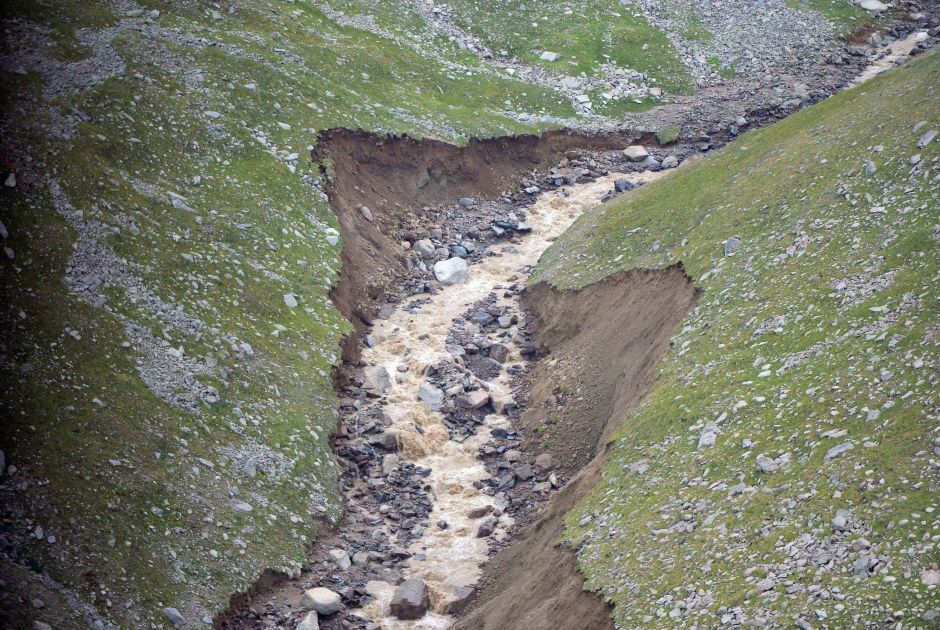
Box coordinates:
[164,607,186,627]
[418,382,445,411]
[917,130,937,148]
[476,516,498,537]
[723,236,741,256]
[4,173,15,188]
[661,155,679,168]
[539,51,562,61]
[534,453,554,472]
[328,549,351,570]
[920,569,940,586]
[284,293,298,308]
[360,206,373,221]
[824,441,853,462]
[614,178,634,193]
[858,0,886,11]
[414,239,435,259]
[296,611,319,630]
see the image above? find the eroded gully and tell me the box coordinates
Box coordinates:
[352,168,666,628]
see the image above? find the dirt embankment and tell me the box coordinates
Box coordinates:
[313,128,654,367]
[453,267,700,630]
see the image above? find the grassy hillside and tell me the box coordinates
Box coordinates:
[536,50,939,627]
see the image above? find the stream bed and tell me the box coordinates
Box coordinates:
[353,169,665,628]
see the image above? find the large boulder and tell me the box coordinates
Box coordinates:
[390,579,430,620]
[300,587,342,615]
[433,257,468,285]
[362,365,391,393]
[456,389,490,409]
[623,145,649,162]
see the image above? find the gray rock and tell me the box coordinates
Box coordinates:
[824,441,853,462]
[661,155,679,168]
[917,130,937,148]
[623,145,650,162]
[853,553,873,576]
[756,452,789,473]
[514,464,534,480]
[723,236,741,256]
[296,611,319,630]
[369,431,398,452]
[539,51,562,61]
[476,516,498,537]
[831,510,851,532]
[301,587,342,615]
[488,343,511,363]
[698,422,719,449]
[328,548,351,570]
[614,178,634,193]
[471,311,495,326]
[444,585,475,614]
[534,453,554,472]
[164,607,186,627]
[418,382,445,411]
[858,0,887,12]
[390,579,430,620]
[359,206,373,221]
[456,389,489,409]
[414,239,436,259]
[362,365,392,393]
[458,197,476,207]
[283,293,298,308]
[433,258,468,285]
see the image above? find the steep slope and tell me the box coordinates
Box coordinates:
[531,49,940,628]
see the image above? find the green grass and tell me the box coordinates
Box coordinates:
[536,50,940,627]
[786,0,873,36]
[445,0,695,95]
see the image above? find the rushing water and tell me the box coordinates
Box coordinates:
[353,170,665,628]
[849,30,928,86]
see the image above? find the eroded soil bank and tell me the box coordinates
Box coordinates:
[452,268,700,629]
